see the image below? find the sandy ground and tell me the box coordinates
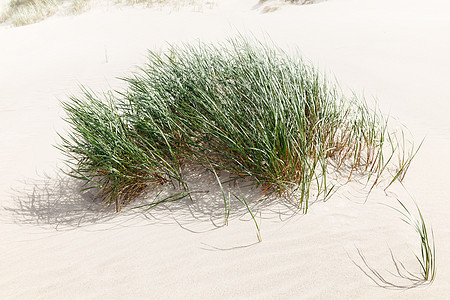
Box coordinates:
[1,0,450,298]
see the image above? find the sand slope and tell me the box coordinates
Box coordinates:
[1,0,450,298]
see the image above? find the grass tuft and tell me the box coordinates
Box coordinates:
[1,0,214,26]
[71,0,90,14]
[1,0,59,26]
[354,198,436,289]
[392,199,436,282]
[58,37,416,214]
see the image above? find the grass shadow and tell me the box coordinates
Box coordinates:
[350,196,436,289]
[4,167,305,235]
[5,171,120,230]
[350,247,431,290]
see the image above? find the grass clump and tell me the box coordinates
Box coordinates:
[0,0,211,27]
[71,0,90,14]
[59,37,413,212]
[0,0,59,26]
[0,0,91,25]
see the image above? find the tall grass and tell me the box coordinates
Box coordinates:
[58,37,414,213]
[393,199,436,282]
[355,198,436,288]
[0,0,213,26]
[71,0,90,14]
[0,0,91,26]
[0,0,59,26]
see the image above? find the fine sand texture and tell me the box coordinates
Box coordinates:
[1,0,450,298]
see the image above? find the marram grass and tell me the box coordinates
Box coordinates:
[0,0,90,26]
[0,0,59,26]
[393,199,436,283]
[356,198,436,288]
[58,37,415,212]
[0,0,210,27]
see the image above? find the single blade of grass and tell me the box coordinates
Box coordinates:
[232,190,262,242]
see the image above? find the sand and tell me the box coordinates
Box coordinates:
[1,0,450,298]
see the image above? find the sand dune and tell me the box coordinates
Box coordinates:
[1,0,450,298]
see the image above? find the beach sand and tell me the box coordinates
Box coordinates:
[1,0,450,298]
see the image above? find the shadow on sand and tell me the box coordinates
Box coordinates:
[349,247,432,290]
[4,168,433,282]
[4,169,305,235]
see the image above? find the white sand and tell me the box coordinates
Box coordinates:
[1,0,450,298]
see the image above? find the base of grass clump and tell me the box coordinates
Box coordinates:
[59,36,413,213]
